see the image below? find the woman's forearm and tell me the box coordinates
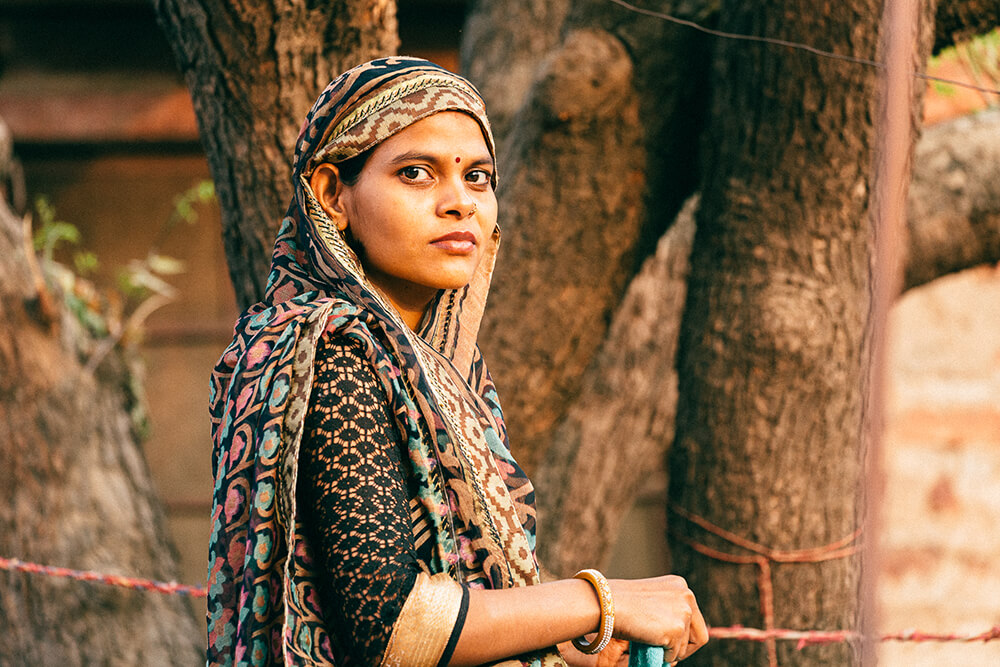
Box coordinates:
[449,578,601,665]
[446,573,709,666]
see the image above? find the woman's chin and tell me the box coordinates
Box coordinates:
[422,265,480,292]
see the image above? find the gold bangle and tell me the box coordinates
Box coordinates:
[572,568,615,654]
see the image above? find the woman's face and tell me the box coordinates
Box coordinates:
[318,111,498,323]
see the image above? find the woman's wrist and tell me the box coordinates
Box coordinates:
[604,577,636,641]
[571,569,615,654]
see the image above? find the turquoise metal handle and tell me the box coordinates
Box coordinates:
[628,643,665,667]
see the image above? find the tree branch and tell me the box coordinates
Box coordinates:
[478,27,648,474]
[933,0,1000,53]
[905,109,1000,291]
[472,0,710,475]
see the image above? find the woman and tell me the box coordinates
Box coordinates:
[207,57,707,667]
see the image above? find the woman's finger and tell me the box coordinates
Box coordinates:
[684,601,709,657]
[691,601,709,646]
[595,639,628,667]
[666,639,682,664]
[676,621,692,660]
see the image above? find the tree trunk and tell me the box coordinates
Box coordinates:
[152,0,399,309]
[477,26,648,476]
[0,122,201,665]
[535,196,697,577]
[667,0,934,663]
[670,0,875,663]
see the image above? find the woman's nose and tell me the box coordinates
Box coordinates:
[437,176,476,219]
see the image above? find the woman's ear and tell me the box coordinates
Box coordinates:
[309,163,350,231]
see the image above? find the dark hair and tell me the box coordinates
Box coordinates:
[334,149,372,186]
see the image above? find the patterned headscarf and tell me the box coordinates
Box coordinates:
[206,58,560,666]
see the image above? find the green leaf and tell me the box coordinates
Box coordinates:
[73,251,99,275]
[170,179,217,227]
[34,195,56,226]
[196,180,215,203]
[45,221,81,245]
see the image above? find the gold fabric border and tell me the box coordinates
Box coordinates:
[380,572,465,667]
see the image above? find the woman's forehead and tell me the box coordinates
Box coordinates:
[366,112,493,164]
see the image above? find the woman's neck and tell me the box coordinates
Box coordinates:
[389,299,430,331]
[367,273,437,331]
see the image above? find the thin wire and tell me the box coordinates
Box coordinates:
[608,0,1000,98]
[913,70,1000,96]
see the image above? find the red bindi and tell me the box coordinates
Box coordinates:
[455,157,461,163]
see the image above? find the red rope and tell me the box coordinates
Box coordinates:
[3,553,1000,652]
[670,504,862,666]
[709,625,1000,649]
[0,556,207,597]
[880,627,1000,643]
[710,626,857,649]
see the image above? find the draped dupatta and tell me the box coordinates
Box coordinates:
[206,58,564,666]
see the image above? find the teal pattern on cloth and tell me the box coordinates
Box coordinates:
[629,643,665,666]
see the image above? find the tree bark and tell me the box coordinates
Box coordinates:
[668,0,883,662]
[152,0,398,309]
[0,122,200,666]
[460,0,569,142]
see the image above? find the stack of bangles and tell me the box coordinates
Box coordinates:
[572,569,615,654]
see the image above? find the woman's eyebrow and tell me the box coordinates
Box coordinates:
[466,156,495,169]
[386,151,434,166]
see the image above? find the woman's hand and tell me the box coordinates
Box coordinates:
[608,575,709,662]
[558,638,629,667]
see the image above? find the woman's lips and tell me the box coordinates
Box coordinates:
[430,231,477,253]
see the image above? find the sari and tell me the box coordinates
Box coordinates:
[206,57,565,666]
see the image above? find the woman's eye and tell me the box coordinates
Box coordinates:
[466,169,491,186]
[399,166,430,181]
